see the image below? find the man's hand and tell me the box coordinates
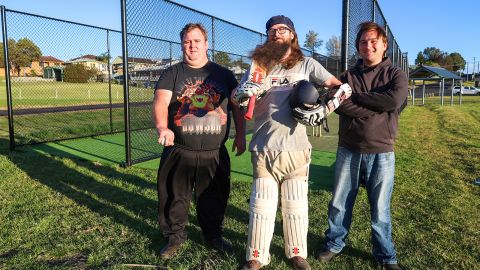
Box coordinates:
[231,134,246,156]
[292,104,328,126]
[156,127,174,146]
[324,83,352,112]
[234,81,265,107]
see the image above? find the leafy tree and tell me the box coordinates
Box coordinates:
[64,63,97,83]
[96,52,111,63]
[214,51,232,68]
[415,51,425,66]
[422,47,445,65]
[231,59,250,71]
[443,52,465,72]
[9,38,42,76]
[415,47,465,71]
[304,30,323,54]
[0,39,18,69]
[325,35,341,57]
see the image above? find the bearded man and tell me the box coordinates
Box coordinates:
[232,15,346,270]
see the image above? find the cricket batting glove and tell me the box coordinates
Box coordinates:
[292,104,328,126]
[323,83,352,113]
[292,83,352,126]
[235,80,266,107]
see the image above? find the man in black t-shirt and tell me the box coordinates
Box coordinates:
[152,23,246,259]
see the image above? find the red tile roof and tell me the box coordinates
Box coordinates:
[40,56,64,63]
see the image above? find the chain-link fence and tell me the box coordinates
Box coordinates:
[2,0,410,166]
[121,0,341,165]
[342,0,409,74]
[1,7,124,149]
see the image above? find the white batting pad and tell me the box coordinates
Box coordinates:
[281,177,309,259]
[246,177,279,265]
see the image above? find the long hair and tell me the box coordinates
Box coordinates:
[251,31,304,72]
[282,33,304,69]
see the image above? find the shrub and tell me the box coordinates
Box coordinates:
[64,64,97,83]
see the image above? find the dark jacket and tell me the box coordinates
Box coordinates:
[336,57,408,153]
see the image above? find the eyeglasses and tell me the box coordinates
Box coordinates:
[267,26,291,36]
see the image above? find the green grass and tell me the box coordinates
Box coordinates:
[0,80,157,109]
[0,104,479,269]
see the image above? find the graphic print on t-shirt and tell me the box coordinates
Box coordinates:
[174,77,227,135]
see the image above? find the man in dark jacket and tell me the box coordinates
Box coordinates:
[316,22,407,270]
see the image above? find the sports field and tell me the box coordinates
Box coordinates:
[0,102,478,269]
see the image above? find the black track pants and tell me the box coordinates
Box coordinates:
[157,145,231,245]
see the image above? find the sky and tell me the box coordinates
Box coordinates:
[0,0,479,73]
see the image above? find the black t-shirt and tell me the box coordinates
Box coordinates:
[155,61,238,150]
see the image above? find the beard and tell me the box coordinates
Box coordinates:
[251,40,291,72]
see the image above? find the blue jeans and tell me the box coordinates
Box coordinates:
[324,147,397,264]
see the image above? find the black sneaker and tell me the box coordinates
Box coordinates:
[316,249,338,262]
[290,256,311,270]
[383,263,402,270]
[205,237,234,254]
[159,242,182,259]
[242,260,262,270]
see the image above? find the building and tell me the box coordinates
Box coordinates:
[66,54,108,76]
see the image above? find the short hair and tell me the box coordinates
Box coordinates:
[180,23,208,42]
[355,22,388,52]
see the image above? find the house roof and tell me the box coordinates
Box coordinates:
[111,56,157,65]
[409,65,462,80]
[40,56,64,63]
[69,54,97,61]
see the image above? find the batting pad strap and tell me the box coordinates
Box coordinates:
[246,178,278,265]
[281,178,309,259]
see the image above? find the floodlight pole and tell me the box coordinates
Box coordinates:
[107,29,113,133]
[120,0,132,166]
[1,6,14,150]
[341,0,349,72]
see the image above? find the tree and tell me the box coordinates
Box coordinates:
[325,35,341,57]
[231,59,249,71]
[64,63,97,83]
[414,47,465,71]
[443,52,465,72]
[304,30,323,54]
[9,38,42,76]
[214,51,231,68]
[422,47,445,65]
[415,51,425,66]
[96,52,110,63]
[0,39,18,69]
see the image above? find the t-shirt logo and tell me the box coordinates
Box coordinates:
[174,79,227,135]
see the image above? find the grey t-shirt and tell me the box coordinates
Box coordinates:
[241,57,333,152]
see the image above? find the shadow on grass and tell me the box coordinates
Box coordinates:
[309,163,335,191]
[2,139,163,250]
[1,138,252,262]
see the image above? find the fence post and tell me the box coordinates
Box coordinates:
[341,0,349,72]
[1,6,14,150]
[412,83,415,106]
[450,79,454,106]
[121,0,131,166]
[459,81,462,104]
[372,0,376,21]
[441,78,445,105]
[422,80,425,105]
[169,42,172,67]
[107,29,113,133]
[211,17,215,62]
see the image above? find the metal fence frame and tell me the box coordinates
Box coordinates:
[341,0,409,73]
[2,0,410,166]
[1,6,126,151]
[121,0,341,166]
